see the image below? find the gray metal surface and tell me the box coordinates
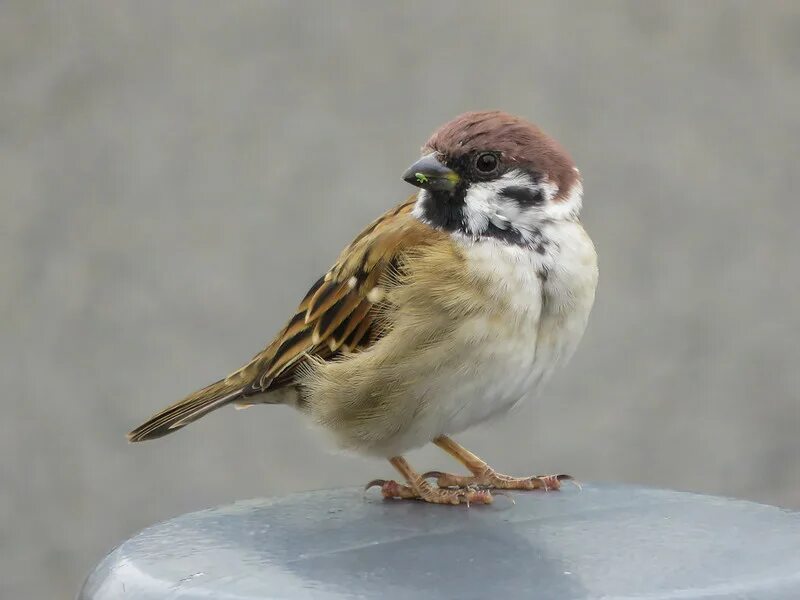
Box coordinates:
[79,484,800,600]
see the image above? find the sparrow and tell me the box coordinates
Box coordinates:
[129,111,598,505]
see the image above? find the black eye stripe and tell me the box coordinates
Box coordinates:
[500,186,543,206]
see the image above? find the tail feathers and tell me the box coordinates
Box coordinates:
[127,379,244,442]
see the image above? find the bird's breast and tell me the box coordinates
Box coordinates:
[299,222,597,456]
[426,224,598,433]
[416,239,547,434]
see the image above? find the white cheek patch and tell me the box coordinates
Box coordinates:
[412,167,584,239]
[462,170,543,240]
[538,179,559,203]
[544,177,583,221]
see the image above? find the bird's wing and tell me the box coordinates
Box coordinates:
[127,196,441,441]
[236,194,439,398]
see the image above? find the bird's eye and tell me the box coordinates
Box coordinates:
[474,152,499,175]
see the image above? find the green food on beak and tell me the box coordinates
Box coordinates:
[402,153,460,192]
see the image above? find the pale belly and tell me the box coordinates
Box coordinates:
[415,315,547,437]
[391,300,591,453]
[386,229,598,454]
[304,222,598,458]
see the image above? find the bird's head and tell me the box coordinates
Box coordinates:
[403,111,582,245]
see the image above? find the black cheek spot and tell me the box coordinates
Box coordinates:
[501,186,544,206]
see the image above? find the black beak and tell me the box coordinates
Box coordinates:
[402,153,460,192]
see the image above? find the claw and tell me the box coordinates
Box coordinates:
[364,479,387,491]
[491,490,516,505]
[421,471,445,481]
[365,479,419,500]
[558,475,582,491]
[535,473,574,492]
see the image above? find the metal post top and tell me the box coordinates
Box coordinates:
[80,483,800,599]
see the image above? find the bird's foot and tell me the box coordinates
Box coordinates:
[423,468,573,492]
[365,478,493,506]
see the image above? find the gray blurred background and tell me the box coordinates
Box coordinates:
[2,1,799,597]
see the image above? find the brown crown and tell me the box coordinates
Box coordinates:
[423,111,578,200]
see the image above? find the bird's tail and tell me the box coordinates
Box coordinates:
[127,377,245,442]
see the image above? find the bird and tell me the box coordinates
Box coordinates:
[128,111,598,505]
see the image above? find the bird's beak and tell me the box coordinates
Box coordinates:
[402,153,460,192]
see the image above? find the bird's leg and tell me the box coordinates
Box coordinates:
[424,435,572,491]
[365,456,493,505]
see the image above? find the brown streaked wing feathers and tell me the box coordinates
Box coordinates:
[241,195,436,397]
[128,195,435,441]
